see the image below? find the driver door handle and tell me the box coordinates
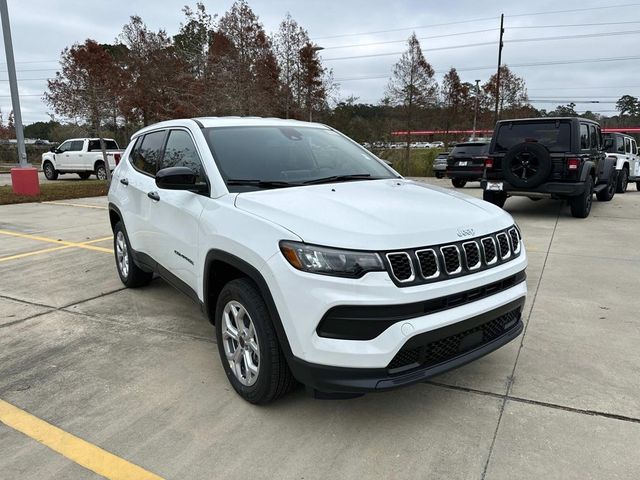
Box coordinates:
[120,178,128,185]
[147,191,160,201]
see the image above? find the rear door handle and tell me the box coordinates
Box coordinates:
[120,178,128,185]
[147,191,160,201]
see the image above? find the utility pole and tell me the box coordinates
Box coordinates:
[472,79,481,140]
[1,0,25,166]
[1,0,39,195]
[494,13,504,124]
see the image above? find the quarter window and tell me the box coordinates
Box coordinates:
[160,130,205,181]
[625,137,632,154]
[617,136,626,153]
[579,124,589,150]
[632,140,638,155]
[589,125,598,149]
[131,131,165,176]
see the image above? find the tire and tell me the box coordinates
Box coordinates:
[596,171,616,202]
[95,162,107,180]
[78,172,91,180]
[451,178,467,188]
[483,190,507,208]
[113,221,153,288]
[570,176,593,218]
[615,168,628,193]
[435,172,444,179]
[215,278,296,404]
[43,161,58,180]
[502,142,552,189]
[637,181,640,191]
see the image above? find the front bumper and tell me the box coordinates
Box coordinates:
[481,179,586,197]
[287,297,524,393]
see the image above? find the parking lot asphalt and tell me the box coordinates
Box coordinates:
[1,178,639,479]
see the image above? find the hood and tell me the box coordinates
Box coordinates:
[235,179,514,250]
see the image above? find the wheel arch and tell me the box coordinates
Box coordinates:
[203,249,293,358]
[94,158,106,172]
[108,203,122,232]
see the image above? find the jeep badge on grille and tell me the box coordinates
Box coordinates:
[457,228,475,238]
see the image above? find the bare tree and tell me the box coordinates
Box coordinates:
[385,33,437,172]
[482,65,528,118]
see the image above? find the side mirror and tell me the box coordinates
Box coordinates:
[50,147,59,153]
[155,166,207,193]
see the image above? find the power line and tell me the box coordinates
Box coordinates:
[333,54,640,81]
[510,20,640,28]
[324,29,640,62]
[322,29,496,50]
[312,3,640,41]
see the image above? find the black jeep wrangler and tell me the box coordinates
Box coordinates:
[481,117,618,218]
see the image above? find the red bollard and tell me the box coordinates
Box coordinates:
[10,167,40,196]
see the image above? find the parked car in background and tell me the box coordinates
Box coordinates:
[431,141,445,148]
[108,117,527,403]
[603,132,640,192]
[433,152,449,178]
[41,138,123,180]
[446,142,490,188]
[482,117,618,218]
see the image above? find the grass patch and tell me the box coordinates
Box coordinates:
[0,180,108,205]
[375,149,442,177]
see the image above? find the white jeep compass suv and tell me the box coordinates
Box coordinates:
[108,117,527,404]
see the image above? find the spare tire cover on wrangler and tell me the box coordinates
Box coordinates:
[502,142,552,189]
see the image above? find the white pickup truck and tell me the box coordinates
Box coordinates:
[41,138,124,180]
[603,132,640,192]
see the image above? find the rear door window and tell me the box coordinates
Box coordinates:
[70,140,84,151]
[160,130,205,182]
[625,137,632,154]
[495,122,571,153]
[88,140,119,151]
[589,125,598,149]
[579,124,589,150]
[130,131,166,176]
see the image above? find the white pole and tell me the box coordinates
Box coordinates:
[0,0,27,166]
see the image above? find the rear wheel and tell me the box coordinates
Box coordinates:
[435,172,444,179]
[215,278,296,404]
[451,178,467,188]
[637,181,640,191]
[95,162,107,180]
[483,190,507,208]
[615,168,628,193]
[78,172,91,180]
[43,161,58,180]
[570,176,593,218]
[113,222,153,288]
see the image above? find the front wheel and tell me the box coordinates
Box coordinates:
[570,176,594,218]
[215,278,296,404]
[615,168,628,193]
[451,178,467,188]
[483,190,507,208]
[435,172,444,179]
[43,162,58,180]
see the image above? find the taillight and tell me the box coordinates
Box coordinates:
[114,153,121,166]
[567,157,580,170]
[484,157,494,169]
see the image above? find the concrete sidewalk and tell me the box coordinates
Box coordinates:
[1,180,639,479]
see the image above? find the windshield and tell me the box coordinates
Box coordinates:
[603,134,625,154]
[203,126,395,191]
[494,122,571,153]
[451,144,488,156]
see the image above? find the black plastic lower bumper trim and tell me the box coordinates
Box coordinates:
[289,297,525,394]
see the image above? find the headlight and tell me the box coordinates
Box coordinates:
[279,241,384,278]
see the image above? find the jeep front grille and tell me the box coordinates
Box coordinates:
[386,252,414,282]
[382,226,522,287]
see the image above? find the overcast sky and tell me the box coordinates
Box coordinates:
[2,0,639,125]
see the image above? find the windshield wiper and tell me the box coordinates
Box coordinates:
[226,179,302,189]
[302,173,380,185]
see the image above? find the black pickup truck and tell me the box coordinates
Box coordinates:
[481,117,618,218]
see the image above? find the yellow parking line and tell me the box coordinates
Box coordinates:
[42,201,108,210]
[0,245,73,263]
[0,230,113,254]
[0,399,164,480]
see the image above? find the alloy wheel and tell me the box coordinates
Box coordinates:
[115,231,129,279]
[511,152,539,180]
[222,300,260,386]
